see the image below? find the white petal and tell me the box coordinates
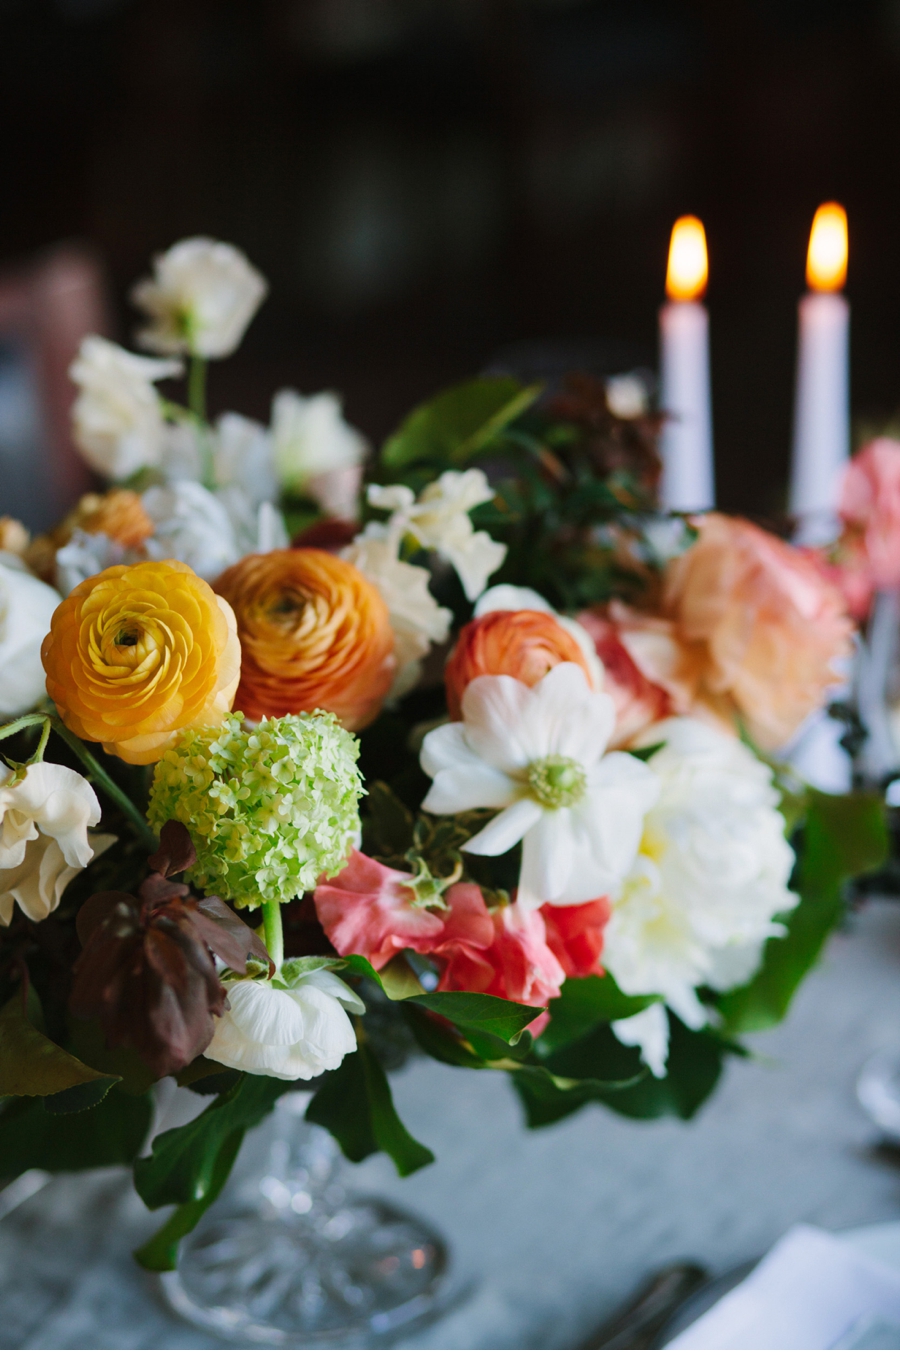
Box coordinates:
[612,1005,669,1078]
[421,723,517,814]
[225,981,307,1047]
[530,664,615,764]
[461,675,543,769]
[463,797,543,857]
[518,810,577,901]
[474,584,554,616]
[299,968,366,1015]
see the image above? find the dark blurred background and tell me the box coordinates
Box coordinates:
[3,0,900,518]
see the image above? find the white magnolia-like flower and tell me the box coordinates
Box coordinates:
[272,389,368,520]
[603,718,797,1033]
[420,663,659,909]
[142,480,239,581]
[131,237,268,359]
[474,583,605,690]
[368,468,506,601]
[69,336,182,479]
[611,1004,669,1078]
[343,522,452,698]
[207,970,364,1080]
[0,557,60,717]
[0,762,108,925]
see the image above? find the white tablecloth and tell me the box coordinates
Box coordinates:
[5,899,900,1350]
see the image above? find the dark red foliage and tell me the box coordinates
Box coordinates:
[69,821,271,1078]
[291,518,359,552]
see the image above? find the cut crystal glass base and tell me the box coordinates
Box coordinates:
[160,1094,449,1348]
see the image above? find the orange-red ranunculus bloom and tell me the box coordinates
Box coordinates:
[42,559,240,765]
[214,548,395,730]
[444,608,593,720]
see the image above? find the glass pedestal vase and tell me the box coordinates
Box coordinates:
[160,1093,449,1348]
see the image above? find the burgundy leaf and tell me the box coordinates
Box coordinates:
[197,896,273,974]
[75,892,137,946]
[147,820,197,878]
[139,872,190,907]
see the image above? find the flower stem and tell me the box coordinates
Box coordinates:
[0,712,49,742]
[188,354,207,423]
[30,719,51,764]
[261,898,284,973]
[49,717,158,852]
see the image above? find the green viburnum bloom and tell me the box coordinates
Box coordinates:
[147,712,364,909]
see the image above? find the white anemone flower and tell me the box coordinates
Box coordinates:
[343,521,452,699]
[69,336,182,479]
[207,970,364,1080]
[368,468,506,601]
[420,663,659,909]
[603,717,798,1032]
[131,237,268,360]
[0,762,111,925]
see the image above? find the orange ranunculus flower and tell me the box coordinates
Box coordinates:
[42,559,240,765]
[445,609,594,720]
[26,489,154,581]
[214,548,396,730]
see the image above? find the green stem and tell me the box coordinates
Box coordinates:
[30,719,51,764]
[261,898,284,973]
[0,713,49,742]
[188,355,207,424]
[49,718,158,852]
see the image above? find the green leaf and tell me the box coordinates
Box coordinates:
[409,991,543,1043]
[68,1018,158,1096]
[0,991,114,1098]
[42,1077,119,1115]
[717,790,888,1035]
[401,1003,489,1069]
[535,975,658,1056]
[134,1073,284,1210]
[0,1084,152,1174]
[278,955,346,986]
[518,1014,725,1127]
[306,1042,434,1176]
[133,1129,244,1272]
[381,378,541,471]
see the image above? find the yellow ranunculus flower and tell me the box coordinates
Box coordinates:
[42,559,241,765]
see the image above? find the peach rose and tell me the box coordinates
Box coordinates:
[42,559,240,764]
[215,548,395,729]
[575,606,674,747]
[832,438,900,619]
[445,609,593,721]
[660,513,853,749]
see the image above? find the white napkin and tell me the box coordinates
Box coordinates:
[666,1223,900,1350]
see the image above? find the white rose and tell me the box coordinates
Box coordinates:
[69,336,182,480]
[207,970,364,1080]
[142,480,239,581]
[272,389,368,520]
[603,718,797,1035]
[343,523,452,698]
[131,237,268,359]
[0,557,59,717]
[0,762,110,925]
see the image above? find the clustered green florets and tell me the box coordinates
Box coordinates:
[147,712,364,909]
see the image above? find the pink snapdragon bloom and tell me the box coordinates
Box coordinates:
[540,898,610,978]
[314,849,444,971]
[435,885,565,1033]
[834,438,900,619]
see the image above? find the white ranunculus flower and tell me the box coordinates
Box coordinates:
[142,480,239,581]
[0,557,59,717]
[0,762,107,925]
[603,718,798,1034]
[211,411,282,553]
[54,529,135,597]
[474,583,605,690]
[368,469,506,601]
[343,522,452,698]
[69,336,182,479]
[131,237,268,359]
[272,390,368,520]
[207,970,364,1080]
[420,663,659,909]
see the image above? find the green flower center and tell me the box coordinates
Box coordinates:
[526,755,587,809]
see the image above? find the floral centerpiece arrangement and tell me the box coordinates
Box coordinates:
[0,238,887,1271]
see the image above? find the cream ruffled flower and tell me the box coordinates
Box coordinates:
[420,663,659,909]
[272,389,368,520]
[131,237,268,360]
[70,336,182,480]
[142,480,240,581]
[207,970,364,1080]
[0,762,108,925]
[0,557,60,717]
[343,522,452,698]
[368,469,506,601]
[603,718,797,1035]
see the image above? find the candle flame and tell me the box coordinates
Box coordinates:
[666,216,708,301]
[806,202,847,292]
